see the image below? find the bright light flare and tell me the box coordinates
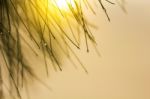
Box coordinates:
[54,0,76,11]
[56,0,68,9]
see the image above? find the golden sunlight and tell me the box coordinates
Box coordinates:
[53,0,76,11]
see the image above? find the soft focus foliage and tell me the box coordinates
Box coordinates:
[0,0,123,99]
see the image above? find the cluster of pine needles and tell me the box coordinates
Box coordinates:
[0,0,125,99]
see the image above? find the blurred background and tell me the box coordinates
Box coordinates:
[24,0,150,99]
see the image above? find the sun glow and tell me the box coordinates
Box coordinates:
[54,0,76,11]
[56,0,68,9]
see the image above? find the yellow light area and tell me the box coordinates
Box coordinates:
[56,0,68,10]
[37,0,78,16]
[54,0,76,11]
[32,0,79,26]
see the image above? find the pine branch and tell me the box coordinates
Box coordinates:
[0,0,125,99]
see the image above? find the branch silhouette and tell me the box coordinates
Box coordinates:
[0,0,125,99]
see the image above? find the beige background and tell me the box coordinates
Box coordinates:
[24,0,150,99]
